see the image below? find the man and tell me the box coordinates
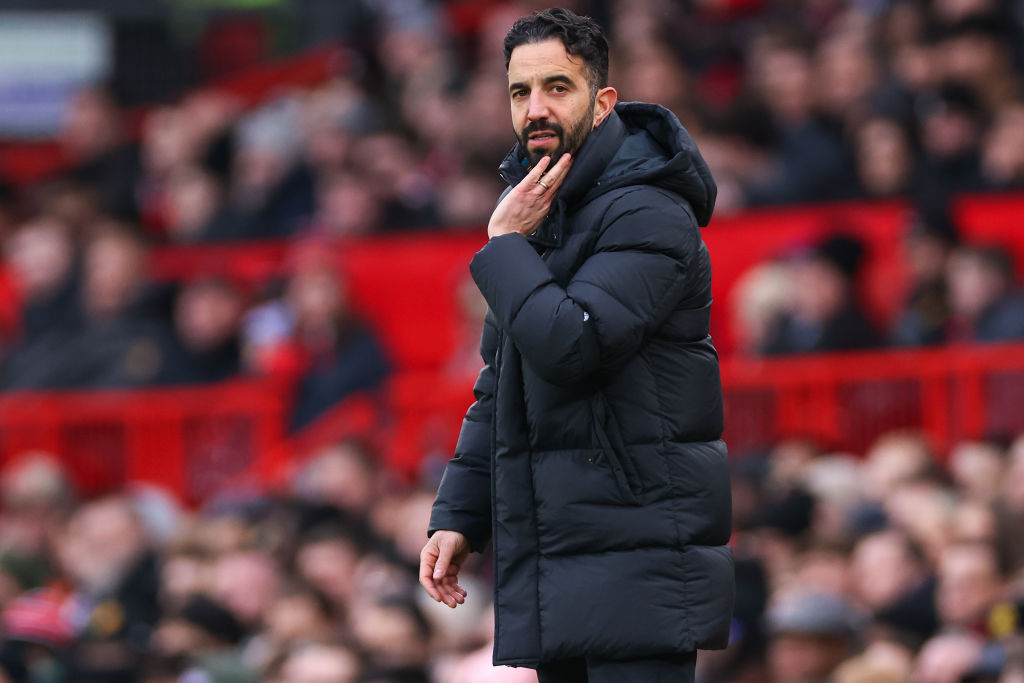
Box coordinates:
[420,9,733,682]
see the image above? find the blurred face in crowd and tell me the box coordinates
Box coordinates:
[791,258,848,323]
[982,104,1024,185]
[61,88,120,161]
[949,441,1004,502]
[753,45,814,125]
[278,643,360,683]
[175,280,242,353]
[59,497,146,593]
[265,590,333,645]
[287,265,347,329]
[864,433,933,499]
[296,535,360,609]
[936,544,1002,627]
[920,105,979,160]
[82,229,144,320]
[5,218,75,300]
[211,550,281,628]
[947,249,1008,320]
[293,443,376,514]
[1002,435,1024,511]
[350,601,429,668]
[508,39,610,166]
[815,36,878,120]
[770,631,850,683]
[856,117,912,196]
[318,171,382,236]
[912,633,984,683]
[165,167,222,241]
[851,531,923,610]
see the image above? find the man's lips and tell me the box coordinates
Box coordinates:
[528,131,557,146]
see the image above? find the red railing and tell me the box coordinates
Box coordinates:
[3,344,1020,503]
[720,344,1024,457]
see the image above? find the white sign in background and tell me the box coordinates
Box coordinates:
[0,12,111,138]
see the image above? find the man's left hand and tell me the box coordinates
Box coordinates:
[487,153,572,239]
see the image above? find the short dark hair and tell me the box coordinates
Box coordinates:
[503,8,609,94]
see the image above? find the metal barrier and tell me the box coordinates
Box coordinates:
[2,344,1024,500]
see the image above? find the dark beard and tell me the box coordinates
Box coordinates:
[517,102,594,166]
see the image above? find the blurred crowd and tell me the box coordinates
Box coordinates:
[718,429,1024,683]
[0,443,522,683]
[1,0,1023,396]
[4,429,1024,683]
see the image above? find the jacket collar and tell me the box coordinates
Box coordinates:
[497,111,628,249]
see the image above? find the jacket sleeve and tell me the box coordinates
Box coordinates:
[427,314,496,552]
[470,191,698,387]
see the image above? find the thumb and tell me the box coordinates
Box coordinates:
[433,538,454,579]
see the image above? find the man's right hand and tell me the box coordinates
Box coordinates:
[419,530,470,608]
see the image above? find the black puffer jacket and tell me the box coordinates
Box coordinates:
[429,102,734,666]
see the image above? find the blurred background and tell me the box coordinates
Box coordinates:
[0,0,1023,681]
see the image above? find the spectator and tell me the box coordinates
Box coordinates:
[61,87,141,222]
[165,277,244,384]
[981,101,1024,188]
[892,207,960,347]
[281,258,390,430]
[765,591,862,683]
[762,234,880,354]
[947,244,1024,342]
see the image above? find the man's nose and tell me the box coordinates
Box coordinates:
[527,92,550,121]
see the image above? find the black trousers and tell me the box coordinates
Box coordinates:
[535,652,697,683]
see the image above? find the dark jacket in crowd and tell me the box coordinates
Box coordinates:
[429,103,734,666]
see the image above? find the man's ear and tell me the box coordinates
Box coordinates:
[593,86,618,128]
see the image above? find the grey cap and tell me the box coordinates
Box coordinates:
[766,591,863,639]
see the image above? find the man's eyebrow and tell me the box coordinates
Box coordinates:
[508,74,575,94]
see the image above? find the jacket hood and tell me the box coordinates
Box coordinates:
[499,101,717,228]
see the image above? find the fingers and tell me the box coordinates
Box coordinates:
[523,154,553,185]
[540,153,572,189]
[419,537,469,608]
[419,542,443,603]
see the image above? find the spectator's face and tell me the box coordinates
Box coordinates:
[982,104,1024,185]
[769,633,849,683]
[754,47,813,124]
[942,34,1007,84]
[949,442,1004,502]
[280,644,360,683]
[508,39,599,165]
[937,546,1002,627]
[165,168,221,240]
[294,444,375,513]
[60,89,120,160]
[948,250,1004,319]
[816,37,877,117]
[791,259,847,322]
[175,281,242,352]
[266,593,331,645]
[921,107,978,160]
[83,231,143,319]
[5,219,74,300]
[296,538,359,608]
[1001,437,1024,511]
[350,603,428,667]
[865,435,931,499]
[857,118,912,196]
[912,633,983,683]
[59,498,146,593]
[211,551,281,627]
[287,267,346,327]
[851,532,920,610]
[319,174,381,236]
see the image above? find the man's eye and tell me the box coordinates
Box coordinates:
[552,85,567,93]
[512,90,527,99]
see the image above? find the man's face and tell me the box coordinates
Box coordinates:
[508,39,596,165]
